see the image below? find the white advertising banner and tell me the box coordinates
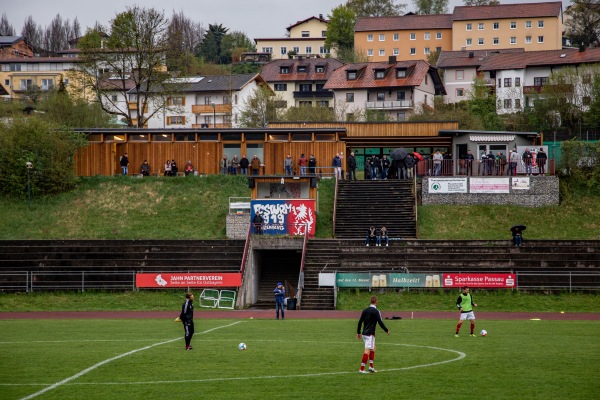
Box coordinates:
[470,177,510,193]
[512,177,530,190]
[428,178,468,193]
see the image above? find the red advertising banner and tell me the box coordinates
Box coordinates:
[442,273,515,288]
[136,273,242,288]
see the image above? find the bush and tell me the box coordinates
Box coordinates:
[559,140,600,195]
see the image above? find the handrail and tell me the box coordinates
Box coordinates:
[332,173,339,238]
[237,222,253,309]
[414,168,418,239]
[296,223,309,308]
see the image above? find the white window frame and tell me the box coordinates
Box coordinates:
[367,49,373,57]
[493,22,499,30]
[537,36,544,43]
[367,34,374,42]
[410,48,416,55]
[456,70,464,80]
[280,47,287,55]
[424,32,431,40]
[478,38,484,45]
[538,20,544,28]
[410,33,416,40]
[379,34,385,41]
[510,37,517,44]
[510,22,517,29]
[466,23,472,31]
[424,47,430,55]
[393,33,399,41]
[493,37,499,45]
[306,46,312,54]
[526,36,532,44]
[379,49,385,56]
[478,23,484,30]
[436,32,442,40]
[466,38,472,46]
[393,48,399,55]
[526,21,532,29]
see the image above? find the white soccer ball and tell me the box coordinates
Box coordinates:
[238,342,247,350]
[480,329,488,337]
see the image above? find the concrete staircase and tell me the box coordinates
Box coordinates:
[334,180,417,240]
[300,240,341,310]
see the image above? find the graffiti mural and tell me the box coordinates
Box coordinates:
[251,199,316,237]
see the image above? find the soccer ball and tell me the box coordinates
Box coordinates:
[480,329,488,337]
[238,342,247,350]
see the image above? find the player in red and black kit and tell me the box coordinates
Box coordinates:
[180,292,194,350]
[356,296,390,374]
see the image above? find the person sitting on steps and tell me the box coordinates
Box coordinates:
[377,226,389,247]
[365,226,377,246]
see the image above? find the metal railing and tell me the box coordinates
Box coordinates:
[296,223,310,309]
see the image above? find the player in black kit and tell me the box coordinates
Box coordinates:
[180,292,195,350]
[356,296,390,373]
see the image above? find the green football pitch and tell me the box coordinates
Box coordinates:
[1,318,599,400]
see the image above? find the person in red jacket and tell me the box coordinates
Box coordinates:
[298,153,307,176]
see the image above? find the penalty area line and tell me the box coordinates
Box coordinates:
[18,321,243,400]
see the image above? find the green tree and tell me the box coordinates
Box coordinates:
[412,0,449,14]
[564,0,600,48]
[238,86,279,128]
[0,118,87,197]
[196,23,229,64]
[280,105,337,122]
[325,5,357,63]
[583,74,600,129]
[463,0,500,5]
[166,10,204,73]
[221,31,255,64]
[468,77,504,130]
[75,6,174,128]
[346,0,406,17]
[409,96,485,129]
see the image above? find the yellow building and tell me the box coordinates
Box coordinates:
[451,2,563,52]
[354,14,453,62]
[254,15,334,60]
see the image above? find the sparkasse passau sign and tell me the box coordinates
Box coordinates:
[136,273,242,288]
[336,273,515,288]
[442,273,515,288]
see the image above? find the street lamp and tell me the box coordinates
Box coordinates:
[26,161,33,209]
[210,102,216,128]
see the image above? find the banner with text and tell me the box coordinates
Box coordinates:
[442,273,515,288]
[136,273,242,288]
[469,177,510,193]
[336,273,442,288]
[251,199,316,237]
[428,178,468,193]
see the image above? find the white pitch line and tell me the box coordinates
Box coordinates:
[18,321,243,400]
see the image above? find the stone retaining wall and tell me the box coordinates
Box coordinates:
[422,176,559,207]
[226,214,250,239]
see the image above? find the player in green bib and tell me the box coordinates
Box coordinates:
[455,286,478,337]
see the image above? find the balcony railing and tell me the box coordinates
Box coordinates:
[366,100,413,109]
[192,123,233,129]
[293,90,334,99]
[127,102,148,112]
[192,104,232,114]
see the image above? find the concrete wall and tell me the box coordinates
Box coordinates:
[226,214,250,239]
[422,176,559,207]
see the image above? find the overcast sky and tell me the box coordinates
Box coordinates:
[3,0,571,41]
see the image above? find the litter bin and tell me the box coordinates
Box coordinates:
[287,298,297,310]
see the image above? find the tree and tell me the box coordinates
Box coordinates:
[196,23,229,64]
[346,0,406,17]
[409,96,485,129]
[280,105,337,122]
[166,10,204,72]
[468,77,504,130]
[43,14,69,54]
[76,6,175,128]
[238,86,280,127]
[463,0,500,5]
[21,16,44,54]
[325,5,357,63]
[564,0,600,48]
[412,0,449,14]
[221,31,255,64]
[583,74,600,130]
[0,12,15,36]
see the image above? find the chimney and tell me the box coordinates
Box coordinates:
[389,56,397,64]
[469,51,474,58]
[319,14,323,19]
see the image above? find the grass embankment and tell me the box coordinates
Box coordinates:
[2,290,599,313]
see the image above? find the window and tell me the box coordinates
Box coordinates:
[515,99,521,108]
[583,96,591,105]
[456,70,464,80]
[526,21,532,28]
[503,99,512,109]
[274,84,287,91]
[397,91,405,100]
[297,65,307,73]
[315,65,325,73]
[478,38,484,45]
[347,71,357,80]
[466,38,472,46]
[478,23,484,30]
[410,48,416,55]
[302,31,309,37]
[375,70,385,79]
[582,75,591,84]
[397,112,406,121]
[367,34,373,41]
[305,46,312,54]
[515,77,521,87]
[497,79,502,88]
[510,22,516,29]
[510,37,517,44]
[379,49,385,56]
[466,23,472,31]
[379,34,385,41]
[537,36,544,43]
[377,92,385,101]
[9,63,22,71]
[534,77,548,86]
[41,79,54,90]
[322,31,327,37]
[316,83,325,91]
[393,48,399,55]
[424,32,431,40]
[317,100,328,107]
[425,75,428,85]
[319,46,330,54]
[436,47,441,52]
[64,78,69,86]
[436,32,442,39]
[280,66,290,74]
[204,96,212,105]
[280,47,287,55]
[4,79,9,86]
[346,93,354,102]
[169,96,185,106]
[393,33,399,41]
[299,101,311,107]
[396,69,406,78]
[299,84,311,92]
[526,36,532,44]
[538,20,544,28]
[367,49,373,56]
[111,95,117,102]
[19,79,32,90]
[410,33,416,40]
[168,116,185,125]
[493,22,499,30]
[262,47,273,53]
[456,88,465,97]
[293,46,299,53]
[504,78,512,87]
[424,47,431,55]
[493,37,499,45]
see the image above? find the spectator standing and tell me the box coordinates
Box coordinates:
[308,154,317,175]
[509,149,519,175]
[120,153,129,175]
[239,155,249,175]
[179,292,195,350]
[537,148,547,175]
[365,226,377,246]
[273,282,285,320]
[298,154,307,176]
[377,226,389,247]
[164,160,172,176]
[464,150,474,176]
[356,296,390,374]
[252,213,263,234]
[339,152,345,181]
[250,155,261,176]
[381,155,390,180]
[433,151,443,176]
[404,154,415,180]
[140,160,151,176]
[284,154,293,176]
[497,152,506,175]
[368,155,379,180]
[487,150,495,175]
[332,153,342,180]
[220,155,228,175]
[347,152,357,181]
[523,148,533,176]
[185,160,194,176]
[230,155,239,175]
[480,151,488,176]
[454,286,477,337]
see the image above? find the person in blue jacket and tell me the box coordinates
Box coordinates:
[274,282,285,319]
